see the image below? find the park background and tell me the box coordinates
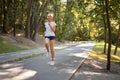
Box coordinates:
[0,0,120,71]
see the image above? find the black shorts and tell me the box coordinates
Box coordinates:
[45,36,55,40]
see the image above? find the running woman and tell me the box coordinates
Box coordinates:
[44,13,56,65]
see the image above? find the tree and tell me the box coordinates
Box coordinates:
[103,15,107,54]
[13,0,16,37]
[105,0,112,70]
[32,0,50,41]
[101,0,107,54]
[2,0,7,33]
[25,0,33,39]
[114,21,120,55]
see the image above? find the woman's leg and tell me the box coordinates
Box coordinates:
[50,40,55,61]
[45,38,50,52]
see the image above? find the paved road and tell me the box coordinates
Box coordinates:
[0,42,81,63]
[0,42,95,80]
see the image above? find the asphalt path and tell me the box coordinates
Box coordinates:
[0,41,95,80]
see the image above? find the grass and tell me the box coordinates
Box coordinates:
[0,37,25,54]
[91,42,120,63]
[0,52,45,65]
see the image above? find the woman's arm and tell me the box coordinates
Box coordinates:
[48,23,56,32]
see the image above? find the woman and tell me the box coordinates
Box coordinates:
[44,13,56,65]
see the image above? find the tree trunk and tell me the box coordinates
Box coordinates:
[25,0,33,39]
[30,12,35,38]
[13,0,16,37]
[32,0,50,41]
[0,1,3,25]
[114,23,120,55]
[2,0,7,33]
[102,0,107,54]
[105,0,112,71]
[30,0,39,40]
[103,15,107,54]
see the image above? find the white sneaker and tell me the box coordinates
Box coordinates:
[48,61,55,65]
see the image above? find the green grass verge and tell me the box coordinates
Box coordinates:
[0,52,45,65]
[93,42,120,55]
[0,37,26,54]
[92,42,120,63]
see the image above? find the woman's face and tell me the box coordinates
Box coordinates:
[47,16,53,22]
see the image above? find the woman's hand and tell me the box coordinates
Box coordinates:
[48,23,56,32]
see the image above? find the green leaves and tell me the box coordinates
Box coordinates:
[0,0,120,42]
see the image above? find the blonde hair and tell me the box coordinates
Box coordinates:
[47,13,54,18]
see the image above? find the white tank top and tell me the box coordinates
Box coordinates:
[45,21,56,36]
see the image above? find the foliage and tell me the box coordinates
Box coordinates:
[0,0,120,44]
